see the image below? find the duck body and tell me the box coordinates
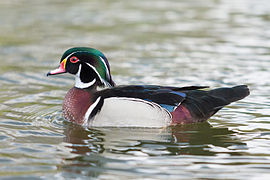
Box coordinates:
[48,47,250,128]
[62,85,249,127]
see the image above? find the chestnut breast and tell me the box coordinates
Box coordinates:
[62,87,94,125]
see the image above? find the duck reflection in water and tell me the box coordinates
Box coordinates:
[61,122,247,177]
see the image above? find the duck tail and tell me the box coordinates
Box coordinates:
[172,85,250,124]
[209,85,250,103]
[195,85,250,120]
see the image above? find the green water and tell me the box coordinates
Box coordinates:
[0,0,270,179]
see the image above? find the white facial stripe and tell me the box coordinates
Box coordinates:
[63,51,86,62]
[75,64,97,88]
[99,56,110,79]
[75,78,96,89]
[85,62,106,85]
[65,51,77,59]
[83,96,101,126]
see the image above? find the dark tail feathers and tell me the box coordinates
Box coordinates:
[209,85,250,104]
[183,85,250,122]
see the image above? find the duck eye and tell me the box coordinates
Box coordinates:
[70,56,79,63]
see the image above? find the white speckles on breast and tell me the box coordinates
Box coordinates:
[62,87,93,125]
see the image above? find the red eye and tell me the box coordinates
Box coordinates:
[70,56,79,63]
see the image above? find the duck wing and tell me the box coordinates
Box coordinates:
[95,85,208,112]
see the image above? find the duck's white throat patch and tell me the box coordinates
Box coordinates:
[75,64,96,89]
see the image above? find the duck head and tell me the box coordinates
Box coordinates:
[47,47,115,89]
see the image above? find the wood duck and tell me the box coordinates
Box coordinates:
[47,47,250,127]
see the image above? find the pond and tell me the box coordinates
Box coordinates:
[0,0,270,179]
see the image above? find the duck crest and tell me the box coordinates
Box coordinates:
[63,47,115,88]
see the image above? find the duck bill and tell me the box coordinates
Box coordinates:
[47,59,67,76]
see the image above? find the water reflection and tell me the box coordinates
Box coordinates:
[62,122,247,177]
[64,123,105,155]
[170,123,247,156]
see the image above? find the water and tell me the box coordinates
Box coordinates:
[0,0,270,179]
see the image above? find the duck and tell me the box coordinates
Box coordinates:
[47,47,250,127]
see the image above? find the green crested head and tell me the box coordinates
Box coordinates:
[47,47,115,89]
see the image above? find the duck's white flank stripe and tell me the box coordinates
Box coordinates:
[89,97,172,127]
[83,96,101,126]
[75,64,96,88]
[114,97,171,117]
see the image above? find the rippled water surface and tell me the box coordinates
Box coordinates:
[0,0,270,179]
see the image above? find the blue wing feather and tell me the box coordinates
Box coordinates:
[159,104,176,112]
